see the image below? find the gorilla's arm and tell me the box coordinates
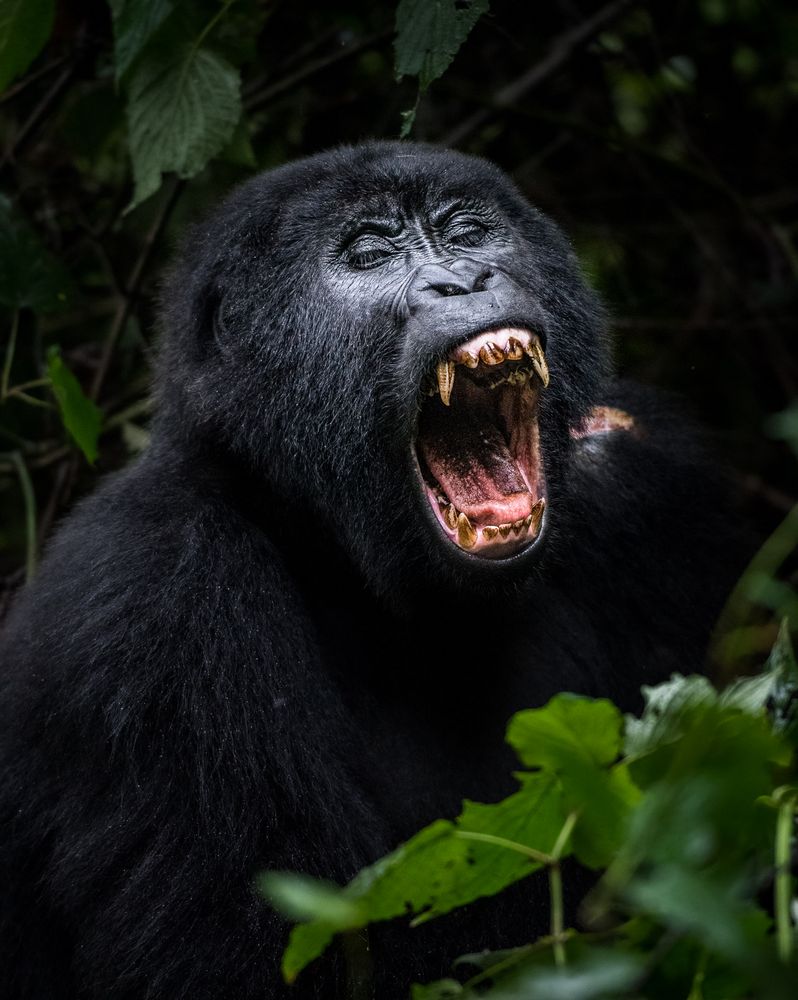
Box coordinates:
[0,453,378,999]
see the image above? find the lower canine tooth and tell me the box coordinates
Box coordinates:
[444,504,458,530]
[456,512,477,549]
[437,360,456,406]
[530,498,546,534]
[482,525,499,541]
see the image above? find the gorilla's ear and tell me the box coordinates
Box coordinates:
[186,275,235,361]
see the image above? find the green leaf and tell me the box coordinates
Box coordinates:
[272,772,564,982]
[46,348,103,463]
[489,950,643,1000]
[394,0,489,90]
[107,0,176,81]
[0,197,74,311]
[258,872,363,925]
[125,43,242,206]
[508,695,639,868]
[509,695,624,770]
[411,980,464,999]
[0,0,55,93]
[624,674,717,759]
[626,867,773,966]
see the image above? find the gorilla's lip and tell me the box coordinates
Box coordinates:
[413,327,548,560]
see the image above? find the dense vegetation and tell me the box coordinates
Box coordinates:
[264,633,798,999]
[1,2,796,995]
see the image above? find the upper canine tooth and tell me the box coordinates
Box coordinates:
[505,337,523,360]
[456,512,477,549]
[479,342,504,366]
[444,504,458,530]
[436,360,456,406]
[525,340,550,387]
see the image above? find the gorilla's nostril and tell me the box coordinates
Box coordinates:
[429,281,470,297]
[473,267,494,293]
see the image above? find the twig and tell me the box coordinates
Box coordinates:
[1,309,20,398]
[245,30,391,114]
[9,452,37,583]
[90,178,185,401]
[0,55,69,106]
[441,0,634,147]
[1,63,75,166]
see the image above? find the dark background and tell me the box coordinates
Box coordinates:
[1,0,796,619]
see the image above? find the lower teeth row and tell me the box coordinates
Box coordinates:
[434,495,546,549]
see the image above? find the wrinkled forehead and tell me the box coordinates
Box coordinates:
[278,149,518,241]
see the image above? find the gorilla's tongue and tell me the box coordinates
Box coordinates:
[419,404,534,526]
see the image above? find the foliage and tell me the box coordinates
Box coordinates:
[0,0,55,94]
[395,0,489,134]
[263,631,798,998]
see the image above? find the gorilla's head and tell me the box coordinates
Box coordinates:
[157,142,613,599]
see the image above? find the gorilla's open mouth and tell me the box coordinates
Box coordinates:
[415,327,548,559]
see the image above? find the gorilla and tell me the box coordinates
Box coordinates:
[0,142,744,998]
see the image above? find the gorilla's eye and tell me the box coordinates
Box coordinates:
[347,236,394,270]
[445,218,489,249]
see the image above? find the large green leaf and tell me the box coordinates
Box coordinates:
[107,0,175,80]
[508,695,640,868]
[268,771,564,983]
[125,42,241,206]
[0,0,55,93]
[47,348,103,463]
[394,0,489,90]
[0,196,74,311]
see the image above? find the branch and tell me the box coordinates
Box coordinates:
[245,30,391,114]
[441,0,633,147]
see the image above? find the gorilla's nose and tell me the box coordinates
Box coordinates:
[407,258,495,306]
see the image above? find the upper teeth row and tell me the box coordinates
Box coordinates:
[433,330,550,406]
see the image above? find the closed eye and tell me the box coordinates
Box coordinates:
[444,217,490,249]
[347,236,395,270]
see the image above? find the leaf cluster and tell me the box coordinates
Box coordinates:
[263,625,798,999]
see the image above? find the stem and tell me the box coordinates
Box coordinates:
[9,377,51,393]
[196,0,237,51]
[5,388,55,409]
[550,863,565,967]
[454,830,552,865]
[2,310,20,399]
[551,811,579,861]
[776,794,796,963]
[90,178,183,400]
[10,451,37,583]
[548,812,577,969]
[713,504,798,667]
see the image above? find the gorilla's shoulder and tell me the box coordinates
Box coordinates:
[0,447,291,682]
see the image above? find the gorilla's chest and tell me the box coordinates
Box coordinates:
[305,582,604,843]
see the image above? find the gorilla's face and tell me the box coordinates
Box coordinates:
[160,143,610,599]
[334,219,552,563]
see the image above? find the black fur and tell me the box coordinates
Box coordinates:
[0,143,744,998]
